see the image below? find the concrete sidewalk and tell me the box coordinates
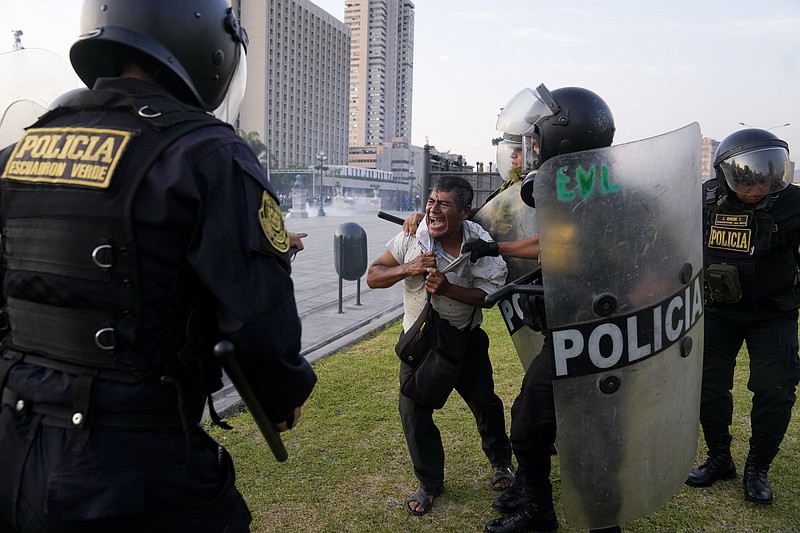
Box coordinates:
[285,210,407,362]
[211,209,411,416]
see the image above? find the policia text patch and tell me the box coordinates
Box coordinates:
[707,213,751,253]
[1,127,133,189]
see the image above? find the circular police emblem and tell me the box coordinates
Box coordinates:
[258,192,290,253]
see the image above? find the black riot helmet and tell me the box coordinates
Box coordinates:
[70,0,249,112]
[498,84,615,207]
[713,128,791,209]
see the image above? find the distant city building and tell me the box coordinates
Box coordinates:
[235,0,350,168]
[408,144,469,182]
[701,136,720,181]
[234,0,486,200]
[271,164,412,210]
[411,144,503,207]
[347,136,413,181]
[344,0,415,173]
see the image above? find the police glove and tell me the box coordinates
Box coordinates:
[461,239,499,263]
[521,294,548,333]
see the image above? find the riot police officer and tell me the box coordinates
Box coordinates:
[0,1,316,531]
[470,85,620,533]
[685,128,800,505]
[484,133,524,204]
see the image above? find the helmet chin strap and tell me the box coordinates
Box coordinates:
[213,44,247,124]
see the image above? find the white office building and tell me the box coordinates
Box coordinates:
[235,0,351,167]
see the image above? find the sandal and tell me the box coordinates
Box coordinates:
[491,465,515,491]
[404,487,439,516]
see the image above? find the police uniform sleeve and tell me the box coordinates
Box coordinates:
[189,139,316,424]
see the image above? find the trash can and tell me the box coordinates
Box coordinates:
[334,222,367,281]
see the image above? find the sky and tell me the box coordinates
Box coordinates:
[2,0,799,170]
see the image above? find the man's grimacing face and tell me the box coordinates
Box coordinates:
[425,189,468,240]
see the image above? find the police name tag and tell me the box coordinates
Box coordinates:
[1,127,133,189]
[708,213,752,253]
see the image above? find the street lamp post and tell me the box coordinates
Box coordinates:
[12,30,23,51]
[739,122,791,131]
[408,168,415,212]
[315,151,328,217]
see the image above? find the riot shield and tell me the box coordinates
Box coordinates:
[472,180,543,370]
[0,48,80,148]
[534,123,704,528]
[0,100,46,149]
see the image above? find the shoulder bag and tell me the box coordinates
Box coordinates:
[395,293,476,409]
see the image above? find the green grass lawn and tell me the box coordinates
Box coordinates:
[208,308,800,532]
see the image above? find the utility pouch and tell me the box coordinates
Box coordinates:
[706,263,742,304]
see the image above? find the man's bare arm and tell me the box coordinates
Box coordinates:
[423,267,490,308]
[366,249,436,288]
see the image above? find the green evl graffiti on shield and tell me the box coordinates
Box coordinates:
[556,165,620,201]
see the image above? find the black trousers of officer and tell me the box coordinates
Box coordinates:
[509,338,624,527]
[398,326,512,495]
[701,304,800,460]
[0,408,251,533]
[508,339,557,492]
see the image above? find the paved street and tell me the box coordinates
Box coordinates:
[284,209,408,360]
[212,208,412,415]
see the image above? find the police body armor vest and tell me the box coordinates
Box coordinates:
[703,178,800,304]
[0,90,223,377]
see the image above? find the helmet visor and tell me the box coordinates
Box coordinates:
[496,86,557,136]
[719,146,791,195]
[213,44,247,124]
[496,139,523,181]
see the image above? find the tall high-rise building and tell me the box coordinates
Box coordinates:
[235,0,350,167]
[344,0,414,170]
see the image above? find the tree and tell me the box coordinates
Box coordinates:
[269,171,308,198]
[237,129,268,168]
[235,131,314,197]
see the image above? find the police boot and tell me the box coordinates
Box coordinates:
[485,480,558,533]
[743,451,773,504]
[492,478,526,514]
[685,434,736,487]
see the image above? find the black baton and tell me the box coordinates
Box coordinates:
[214,340,288,462]
[377,211,405,225]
